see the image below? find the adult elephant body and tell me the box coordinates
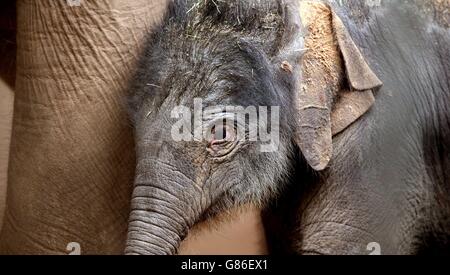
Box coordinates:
[126,0,449,255]
[0,0,168,254]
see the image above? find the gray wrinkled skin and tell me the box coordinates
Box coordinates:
[265,0,450,255]
[126,0,297,255]
[126,0,449,255]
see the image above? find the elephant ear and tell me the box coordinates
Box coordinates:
[329,12,383,135]
[288,1,382,171]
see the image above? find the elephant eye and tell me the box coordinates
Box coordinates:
[206,120,238,158]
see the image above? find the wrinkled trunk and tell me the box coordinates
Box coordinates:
[125,189,191,255]
[125,160,202,255]
[126,205,187,254]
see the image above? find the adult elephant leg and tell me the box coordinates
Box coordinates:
[0,0,168,254]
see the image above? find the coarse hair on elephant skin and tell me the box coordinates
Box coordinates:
[125,0,449,255]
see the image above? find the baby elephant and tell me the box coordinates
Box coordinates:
[126,0,450,255]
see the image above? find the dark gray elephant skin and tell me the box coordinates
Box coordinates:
[125,0,449,255]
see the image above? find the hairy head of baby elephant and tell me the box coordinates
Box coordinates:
[125,0,383,255]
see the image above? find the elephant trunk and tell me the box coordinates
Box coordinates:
[125,160,202,255]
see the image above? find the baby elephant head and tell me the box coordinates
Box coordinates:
[125,0,382,255]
